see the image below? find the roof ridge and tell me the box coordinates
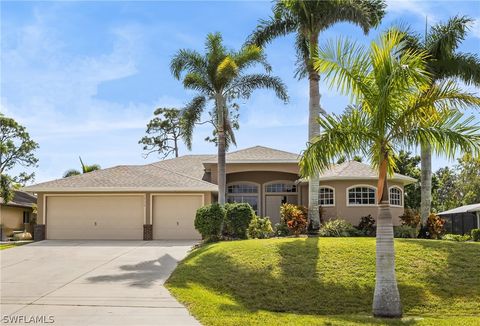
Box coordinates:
[147,163,214,186]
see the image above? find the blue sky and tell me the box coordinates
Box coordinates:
[1,0,480,183]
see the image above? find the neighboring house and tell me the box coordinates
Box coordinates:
[438,203,480,235]
[0,191,37,236]
[23,146,415,241]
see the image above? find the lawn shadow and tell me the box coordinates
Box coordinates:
[169,238,426,317]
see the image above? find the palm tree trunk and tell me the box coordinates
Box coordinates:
[373,165,402,318]
[307,34,326,231]
[420,142,432,227]
[216,93,226,205]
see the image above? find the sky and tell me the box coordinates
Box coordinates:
[1,0,480,183]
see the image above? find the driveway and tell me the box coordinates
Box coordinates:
[0,240,200,326]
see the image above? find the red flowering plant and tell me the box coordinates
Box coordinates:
[280,203,308,236]
[427,213,446,239]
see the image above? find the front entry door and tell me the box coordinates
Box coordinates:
[265,195,297,225]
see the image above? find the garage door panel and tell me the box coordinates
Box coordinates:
[47,196,144,240]
[153,195,202,240]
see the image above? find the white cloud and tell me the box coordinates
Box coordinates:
[387,0,438,22]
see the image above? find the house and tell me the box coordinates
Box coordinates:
[0,191,37,237]
[438,203,480,235]
[23,146,416,241]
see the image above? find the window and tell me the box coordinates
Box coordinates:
[265,183,297,193]
[348,186,376,205]
[23,211,30,224]
[319,187,335,206]
[389,187,403,206]
[227,183,259,213]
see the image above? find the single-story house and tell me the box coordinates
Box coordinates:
[438,203,480,235]
[23,146,416,241]
[0,191,37,237]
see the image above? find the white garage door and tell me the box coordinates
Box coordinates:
[46,195,144,240]
[152,194,203,240]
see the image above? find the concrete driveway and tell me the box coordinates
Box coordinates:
[0,241,200,326]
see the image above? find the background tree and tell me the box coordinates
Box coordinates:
[63,157,101,178]
[456,153,480,204]
[0,115,38,203]
[249,0,385,230]
[171,32,288,204]
[405,16,480,226]
[432,166,460,212]
[139,108,184,159]
[393,151,422,209]
[301,30,480,317]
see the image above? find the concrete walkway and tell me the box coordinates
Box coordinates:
[0,240,200,325]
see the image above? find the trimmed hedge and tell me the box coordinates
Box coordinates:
[194,203,225,242]
[225,203,255,239]
[471,228,480,242]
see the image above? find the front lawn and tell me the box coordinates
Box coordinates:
[166,238,480,325]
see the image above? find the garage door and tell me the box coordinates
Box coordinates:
[46,195,144,240]
[152,194,203,240]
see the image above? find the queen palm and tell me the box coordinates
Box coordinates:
[171,32,288,204]
[63,157,101,178]
[249,0,386,230]
[405,16,480,228]
[300,30,480,317]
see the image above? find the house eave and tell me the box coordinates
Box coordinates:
[21,187,218,193]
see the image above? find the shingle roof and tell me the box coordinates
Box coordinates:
[22,164,217,192]
[153,155,215,180]
[204,146,300,163]
[0,191,37,208]
[318,161,417,185]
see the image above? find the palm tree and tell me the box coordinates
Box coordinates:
[63,157,101,178]
[405,16,480,228]
[300,30,480,317]
[171,32,288,204]
[248,0,386,230]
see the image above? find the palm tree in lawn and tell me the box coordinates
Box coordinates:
[300,30,480,317]
[248,0,386,230]
[171,32,288,204]
[405,16,480,229]
[63,157,101,178]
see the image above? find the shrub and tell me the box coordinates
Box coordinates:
[274,223,290,237]
[427,213,445,239]
[224,203,255,239]
[247,216,273,239]
[319,219,359,237]
[442,234,471,242]
[280,203,308,236]
[12,232,32,241]
[394,225,417,238]
[194,203,225,242]
[471,228,480,242]
[399,208,420,228]
[357,214,376,236]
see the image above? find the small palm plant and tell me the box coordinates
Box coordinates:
[171,32,288,204]
[300,29,480,317]
[63,157,101,178]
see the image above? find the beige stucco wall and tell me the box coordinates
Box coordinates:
[301,180,405,226]
[0,205,30,230]
[209,163,299,184]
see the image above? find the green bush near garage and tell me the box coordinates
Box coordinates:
[224,203,255,239]
[194,203,226,242]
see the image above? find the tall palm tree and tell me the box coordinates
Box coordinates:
[248,0,386,230]
[171,33,288,204]
[63,157,101,178]
[300,30,480,317]
[405,16,480,228]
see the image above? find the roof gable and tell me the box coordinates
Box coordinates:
[204,146,300,163]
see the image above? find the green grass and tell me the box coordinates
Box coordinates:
[166,238,480,325]
[0,242,29,250]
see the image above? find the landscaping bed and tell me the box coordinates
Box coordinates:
[166,237,480,325]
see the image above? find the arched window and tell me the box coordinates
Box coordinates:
[265,182,297,193]
[389,186,403,207]
[227,182,260,213]
[319,186,335,206]
[347,185,376,206]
